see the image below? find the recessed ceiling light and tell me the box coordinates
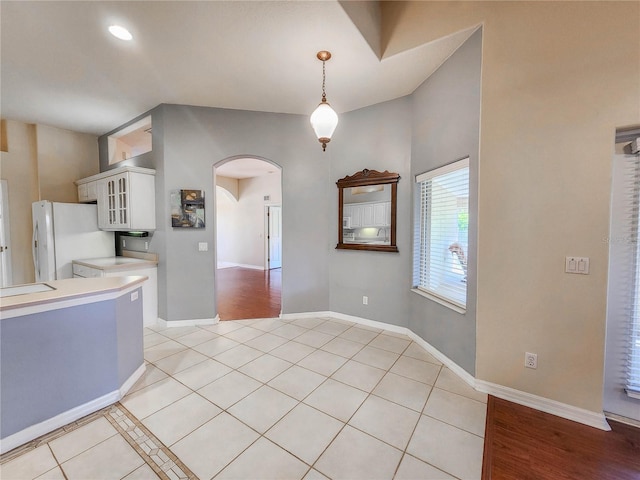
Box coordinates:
[108,25,133,41]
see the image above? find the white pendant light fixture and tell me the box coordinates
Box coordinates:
[108,25,133,41]
[310,51,338,152]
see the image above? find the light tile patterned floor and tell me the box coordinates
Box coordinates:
[0,316,487,480]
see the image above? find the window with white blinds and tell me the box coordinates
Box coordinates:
[620,151,640,398]
[414,158,469,310]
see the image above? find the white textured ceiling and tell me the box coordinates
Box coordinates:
[1,1,476,136]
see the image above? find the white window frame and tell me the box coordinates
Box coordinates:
[619,153,640,398]
[606,145,640,406]
[413,157,469,312]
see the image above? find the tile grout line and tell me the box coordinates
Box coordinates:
[107,402,198,480]
[203,321,391,478]
[0,405,109,464]
[149,320,449,436]
[303,332,413,479]
[45,442,69,480]
[392,363,451,480]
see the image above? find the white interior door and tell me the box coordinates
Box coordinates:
[268,205,282,269]
[0,180,12,287]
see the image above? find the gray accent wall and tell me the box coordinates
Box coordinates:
[116,290,144,386]
[329,98,413,325]
[129,105,332,321]
[408,28,482,375]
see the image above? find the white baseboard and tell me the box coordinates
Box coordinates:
[327,311,476,389]
[280,311,333,321]
[283,310,611,431]
[0,392,118,454]
[217,262,264,271]
[329,311,407,334]
[605,411,640,428]
[156,315,219,328]
[475,380,611,431]
[1,362,147,454]
[119,363,146,397]
[0,363,147,455]
[406,329,476,388]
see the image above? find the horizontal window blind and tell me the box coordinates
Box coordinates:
[625,151,640,397]
[415,158,469,308]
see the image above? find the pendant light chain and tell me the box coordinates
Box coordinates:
[321,60,327,103]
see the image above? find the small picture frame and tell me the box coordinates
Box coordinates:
[171,189,205,228]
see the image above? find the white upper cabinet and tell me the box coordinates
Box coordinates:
[343,201,390,228]
[77,166,156,231]
[75,178,98,203]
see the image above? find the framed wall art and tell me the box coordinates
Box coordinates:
[171,189,205,228]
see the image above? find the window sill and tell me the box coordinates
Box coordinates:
[625,389,640,401]
[411,288,466,314]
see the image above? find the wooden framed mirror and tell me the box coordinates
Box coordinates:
[336,169,400,252]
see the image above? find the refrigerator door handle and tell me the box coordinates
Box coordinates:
[32,222,40,281]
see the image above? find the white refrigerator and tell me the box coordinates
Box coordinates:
[32,201,115,282]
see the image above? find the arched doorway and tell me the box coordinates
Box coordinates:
[213,156,282,320]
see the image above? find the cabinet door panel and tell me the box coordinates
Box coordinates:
[78,184,88,202]
[350,205,362,227]
[361,204,374,227]
[93,168,155,231]
[86,181,98,202]
[97,180,108,229]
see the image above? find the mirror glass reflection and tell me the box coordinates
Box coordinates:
[342,184,391,246]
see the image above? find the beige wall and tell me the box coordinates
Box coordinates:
[0,121,39,284]
[216,175,239,201]
[383,1,640,412]
[0,120,99,285]
[36,124,99,202]
[216,172,282,269]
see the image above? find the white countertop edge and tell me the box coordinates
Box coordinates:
[73,258,158,271]
[1,277,147,318]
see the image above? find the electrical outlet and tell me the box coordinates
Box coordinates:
[122,239,126,248]
[363,296,368,305]
[144,241,149,250]
[525,352,538,369]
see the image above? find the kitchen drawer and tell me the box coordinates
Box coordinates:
[72,263,104,278]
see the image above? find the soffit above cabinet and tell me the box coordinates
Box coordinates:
[75,166,156,186]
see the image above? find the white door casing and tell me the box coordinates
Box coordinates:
[0,180,12,287]
[267,205,282,269]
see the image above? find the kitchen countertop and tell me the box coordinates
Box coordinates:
[73,251,158,271]
[0,276,147,312]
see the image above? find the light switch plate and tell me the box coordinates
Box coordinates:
[565,256,589,274]
[198,242,208,252]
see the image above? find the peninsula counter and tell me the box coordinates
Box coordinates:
[0,276,147,454]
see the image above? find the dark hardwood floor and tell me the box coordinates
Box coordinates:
[216,266,281,320]
[482,396,640,480]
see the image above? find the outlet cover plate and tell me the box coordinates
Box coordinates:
[525,352,538,369]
